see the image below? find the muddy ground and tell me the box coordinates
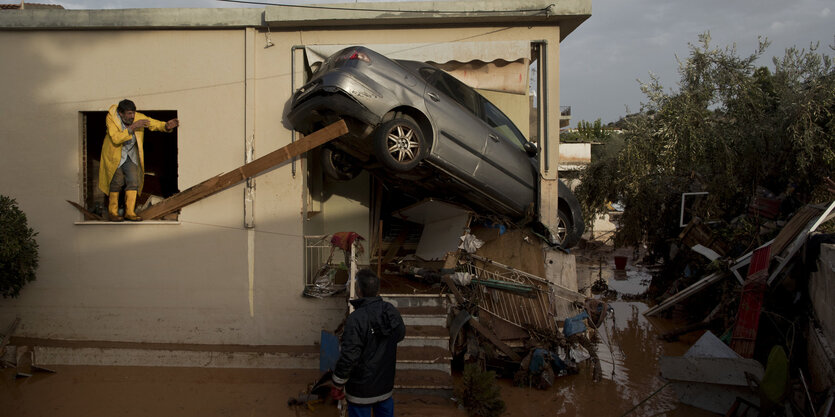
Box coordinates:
[1,244,715,416]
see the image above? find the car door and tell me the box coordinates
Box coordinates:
[475,97,536,213]
[420,67,490,177]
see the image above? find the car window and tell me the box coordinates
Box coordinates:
[428,70,481,117]
[418,67,436,83]
[482,98,528,151]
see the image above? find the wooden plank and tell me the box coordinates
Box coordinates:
[644,271,727,317]
[769,201,835,285]
[468,317,521,362]
[0,317,20,357]
[137,120,348,220]
[441,275,465,304]
[381,226,410,268]
[66,200,104,221]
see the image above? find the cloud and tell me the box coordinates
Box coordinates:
[821,8,831,17]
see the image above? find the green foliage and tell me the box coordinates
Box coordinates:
[564,118,611,143]
[576,33,835,256]
[0,195,39,298]
[455,363,506,417]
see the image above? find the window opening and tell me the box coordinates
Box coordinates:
[81,110,179,220]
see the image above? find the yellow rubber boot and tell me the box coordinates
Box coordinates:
[108,192,123,221]
[124,190,142,221]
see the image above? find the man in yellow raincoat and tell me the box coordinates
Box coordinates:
[98,99,178,221]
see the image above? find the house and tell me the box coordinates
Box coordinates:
[0,1,591,366]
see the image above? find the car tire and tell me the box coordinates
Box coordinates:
[557,206,581,248]
[372,115,425,172]
[321,146,361,181]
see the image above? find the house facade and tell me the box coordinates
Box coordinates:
[0,1,590,353]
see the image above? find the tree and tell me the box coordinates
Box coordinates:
[576,33,835,258]
[0,195,39,298]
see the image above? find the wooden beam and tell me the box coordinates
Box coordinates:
[643,271,727,317]
[468,317,521,362]
[380,226,411,268]
[0,317,20,359]
[66,200,104,221]
[137,120,348,220]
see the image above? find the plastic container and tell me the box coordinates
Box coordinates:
[614,255,628,270]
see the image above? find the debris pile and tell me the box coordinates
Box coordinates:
[643,199,835,415]
[441,249,605,385]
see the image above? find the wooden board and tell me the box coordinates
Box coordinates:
[137,120,348,220]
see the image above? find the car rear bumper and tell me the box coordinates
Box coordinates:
[287,92,380,135]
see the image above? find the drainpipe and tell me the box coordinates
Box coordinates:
[290,45,307,177]
[532,40,549,173]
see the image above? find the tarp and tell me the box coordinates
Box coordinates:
[304,41,531,94]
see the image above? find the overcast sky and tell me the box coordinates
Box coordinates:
[51,0,834,127]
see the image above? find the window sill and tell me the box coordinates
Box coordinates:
[74,221,181,226]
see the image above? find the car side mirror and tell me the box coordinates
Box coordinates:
[524,141,539,157]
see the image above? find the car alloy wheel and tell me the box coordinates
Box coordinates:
[373,114,425,172]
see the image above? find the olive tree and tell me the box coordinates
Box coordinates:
[576,33,835,258]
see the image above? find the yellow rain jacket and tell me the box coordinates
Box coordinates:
[98,104,171,195]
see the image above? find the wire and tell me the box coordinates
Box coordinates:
[178,219,303,238]
[217,0,554,15]
[619,381,672,417]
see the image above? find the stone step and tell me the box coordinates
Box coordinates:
[383,294,450,309]
[6,337,318,369]
[394,370,453,392]
[396,346,452,374]
[401,325,448,348]
[399,305,448,327]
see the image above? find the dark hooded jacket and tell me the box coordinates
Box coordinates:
[332,296,406,404]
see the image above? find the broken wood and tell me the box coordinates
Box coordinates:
[138,120,348,220]
[768,201,835,285]
[468,317,521,362]
[441,274,466,304]
[380,226,411,269]
[643,271,727,317]
[66,200,104,221]
[1,317,20,359]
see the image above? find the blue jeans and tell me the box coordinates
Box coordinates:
[110,159,140,192]
[348,397,394,417]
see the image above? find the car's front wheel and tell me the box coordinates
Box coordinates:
[373,114,425,172]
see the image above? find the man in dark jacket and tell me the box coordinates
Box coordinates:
[332,269,406,417]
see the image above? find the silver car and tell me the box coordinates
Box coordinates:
[288,46,583,247]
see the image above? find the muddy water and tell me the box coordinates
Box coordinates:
[1,249,715,417]
[497,249,716,417]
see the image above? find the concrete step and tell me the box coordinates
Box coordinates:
[383,294,451,309]
[401,325,448,348]
[396,346,452,374]
[394,369,454,397]
[6,337,318,369]
[399,305,448,327]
